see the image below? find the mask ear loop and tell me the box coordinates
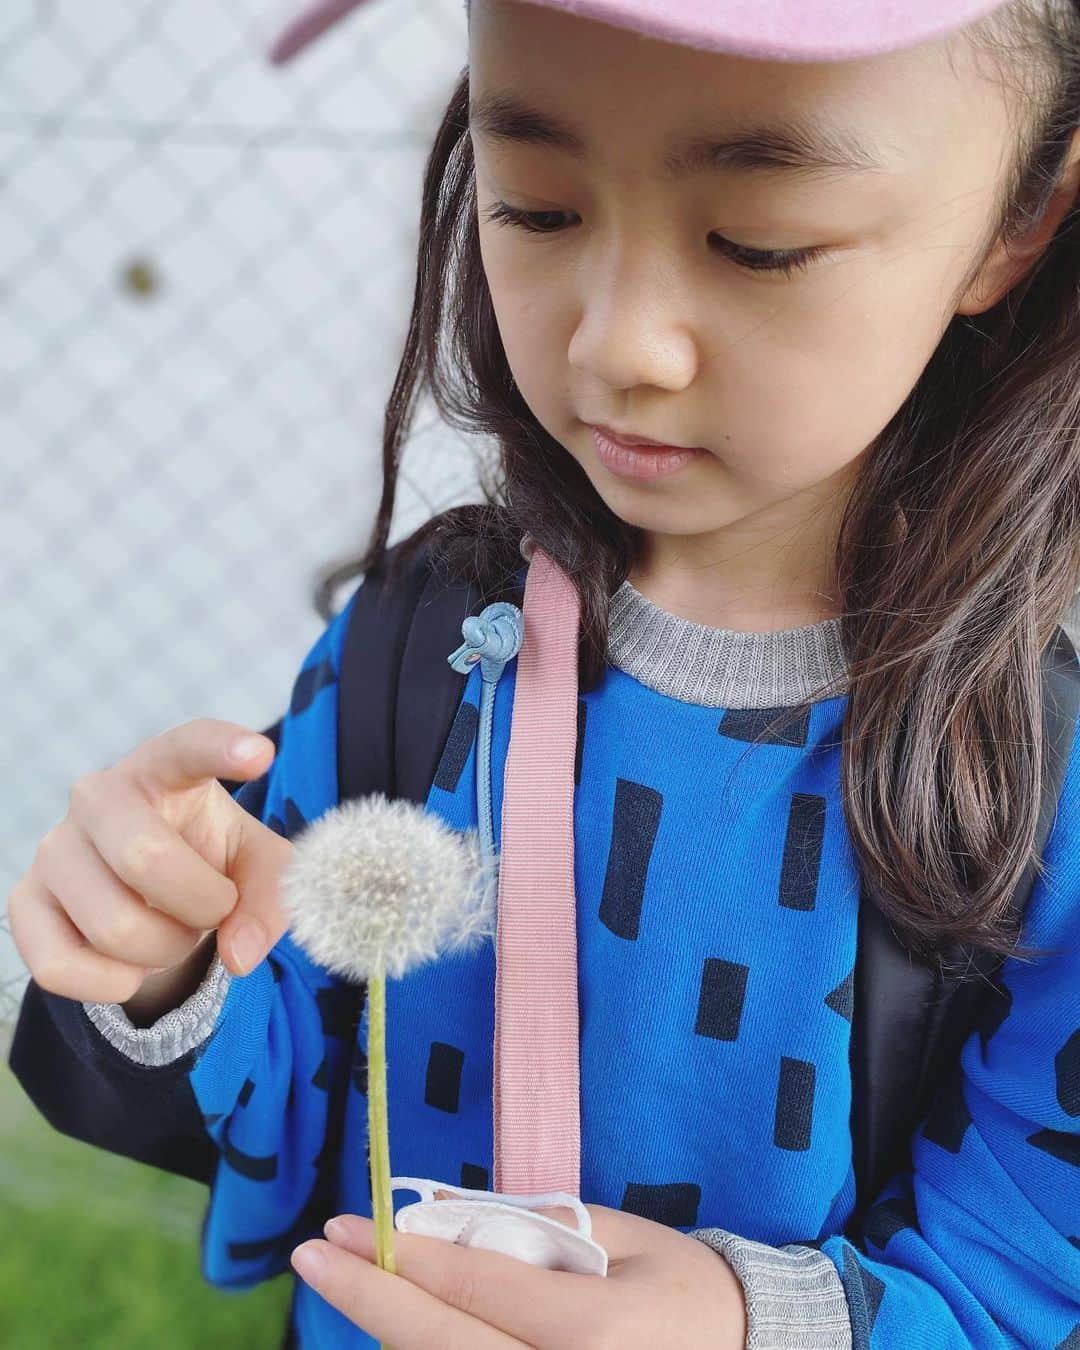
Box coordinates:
[389,1177,595,1241]
[389,1178,607,1276]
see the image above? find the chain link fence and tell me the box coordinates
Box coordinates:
[1,0,490,1047]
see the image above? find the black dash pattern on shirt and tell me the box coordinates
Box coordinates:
[316,984,359,1039]
[863,1194,921,1250]
[290,656,337,718]
[694,958,749,1041]
[223,1137,278,1182]
[774,1056,816,1151]
[824,969,855,1021]
[461,1163,489,1190]
[267,796,308,840]
[839,1246,886,1349]
[621,1181,700,1228]
[1056,1029,1080,1116]
[598,777,662,941]
[922,1076,973,1154]
[718,705,810,747]
[311,1054,330,1091]
[228,1219,301,1266]
[425,1042,465,1113]
[1028,1128,1080,1167]
[778,793,826,911]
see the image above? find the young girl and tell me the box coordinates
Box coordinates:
[9,0,1080,1346]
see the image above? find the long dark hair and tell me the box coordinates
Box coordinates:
[314,0,1080,974]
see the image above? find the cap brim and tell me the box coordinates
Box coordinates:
[268,0,1010,66]
[515,0,1013,62]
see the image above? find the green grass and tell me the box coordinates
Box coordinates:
[0,1060,293,1349]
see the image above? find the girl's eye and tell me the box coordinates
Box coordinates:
[483,201,569,235]
[707,234,831,278]
[481,200,831,278]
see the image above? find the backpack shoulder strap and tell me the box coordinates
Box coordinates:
[847,623,1080,1237]
[394,553,486,807]
[338,535,480,807]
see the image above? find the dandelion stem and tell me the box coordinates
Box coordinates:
[367,969,396,1280]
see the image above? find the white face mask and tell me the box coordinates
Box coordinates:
[390,1175,608,1276]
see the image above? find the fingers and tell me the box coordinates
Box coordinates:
[37,819,204,970]
[215,812,292,975]
[290,1239,528,1350]
[68,773,239,931]
[8,717,283,1004]
[127,718,274,798]
[8,876,147,1004]
[307,1214,616,1348]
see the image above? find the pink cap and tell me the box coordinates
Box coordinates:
[269,0,1012,65]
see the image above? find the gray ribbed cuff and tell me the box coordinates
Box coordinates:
[81,952,233,1067]
[689,1229,852,1349]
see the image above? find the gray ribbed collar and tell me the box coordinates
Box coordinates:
[606,579,850,709]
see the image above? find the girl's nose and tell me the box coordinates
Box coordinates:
[566,254,700,393]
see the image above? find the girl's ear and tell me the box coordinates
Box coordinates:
[955,126,1080,317]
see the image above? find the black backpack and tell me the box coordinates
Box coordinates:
[275,532,1077,1244]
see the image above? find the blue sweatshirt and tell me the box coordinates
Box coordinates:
[14,569,1080,1349]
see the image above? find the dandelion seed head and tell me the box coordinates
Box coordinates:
[279,794,498,983]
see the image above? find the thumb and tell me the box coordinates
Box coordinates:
[217,808,294,976]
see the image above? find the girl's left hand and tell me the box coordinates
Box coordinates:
[290,1201,748,1349]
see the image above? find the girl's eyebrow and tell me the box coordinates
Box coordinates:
[469,89,894,183]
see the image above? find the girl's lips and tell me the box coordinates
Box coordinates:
[592,423,699,450]
[590,425,705,480]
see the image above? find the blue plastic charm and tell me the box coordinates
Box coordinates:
[446,600,524,871]
[447,602,523,682]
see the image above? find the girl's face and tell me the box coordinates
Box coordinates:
[468,0,1026,618]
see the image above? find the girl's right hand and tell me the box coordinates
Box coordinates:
[7,718,293,1006]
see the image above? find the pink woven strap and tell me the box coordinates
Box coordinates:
[493,542,582,1197]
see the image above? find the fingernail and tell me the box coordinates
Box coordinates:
[292,1242,326,1279]
[231,735,266,762]
[324,1217,350,1242]
[229,921,265,974]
